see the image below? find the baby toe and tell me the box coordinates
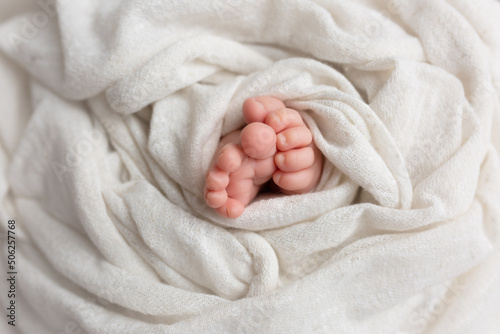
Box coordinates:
[216,198,245,219]
[205,189,228,208]
[242,96,286,123]
[273,167,319,193]
[264,108,305,133]
[276,127,312,151]
[217,143,244,173]
[205,168,230,191]
[241,122,277,159]
[275,147,314,172]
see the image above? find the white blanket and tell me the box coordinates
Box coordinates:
[1,0,500,333]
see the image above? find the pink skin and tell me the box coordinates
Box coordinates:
[204,96,324,218]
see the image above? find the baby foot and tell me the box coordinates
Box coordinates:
[242,96,323,195]
[204,96,323,219]
[204,124,277,219]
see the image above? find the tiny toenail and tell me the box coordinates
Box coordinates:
[276,153,285,166]
[272,113,281,124]
[278,133,286,146]
[253,98,265,111]
[274,172,282,183]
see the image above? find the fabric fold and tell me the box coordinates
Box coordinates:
[1,0,499,333]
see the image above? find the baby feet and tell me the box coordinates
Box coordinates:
[204,127,277,219]
[204,96,323,218]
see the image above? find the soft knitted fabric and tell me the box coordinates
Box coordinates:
[0,0,499,333]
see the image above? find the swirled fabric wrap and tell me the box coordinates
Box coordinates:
[1,0,500,333]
